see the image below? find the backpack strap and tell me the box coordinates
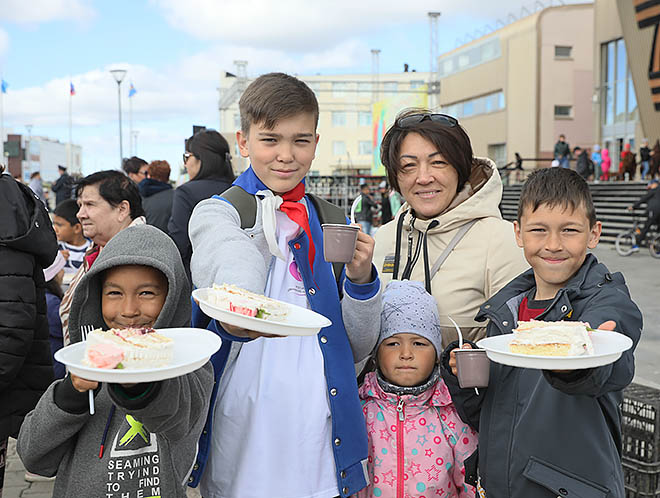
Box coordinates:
[221,185,257,229]
[308,193,347,287]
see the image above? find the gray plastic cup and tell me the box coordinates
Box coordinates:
[455,349,490,389]
[322,224,360,263]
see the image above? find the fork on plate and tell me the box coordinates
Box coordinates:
[80,325,95,415]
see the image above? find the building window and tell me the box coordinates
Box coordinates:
[410,80,425,89]
[332,111,347,127]
[332,141,346,156]
[358,141,372,155]
[438,36,501,78]
[307,81,321,96]
[600,38,636,127]
[358,111,372,126]
[555,46,572,58]
[554,105,572,118]
[488,143,507,167]
[332,82,349,98]
[441,90,505,119]
[357,82,372,93]
[383,82,398,96]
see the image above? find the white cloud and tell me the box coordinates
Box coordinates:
[0,28,8,57]
[0,0,96,24]
[152,0,592,52]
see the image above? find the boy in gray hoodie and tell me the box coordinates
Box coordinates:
[17,224,214,498]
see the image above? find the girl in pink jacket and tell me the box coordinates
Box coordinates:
[601,148,611,181]
[356,281,477,498]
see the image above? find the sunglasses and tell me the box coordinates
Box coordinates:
[183,152,193,164]
[396,113,458,128]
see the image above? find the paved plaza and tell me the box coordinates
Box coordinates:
[3,244,658,498]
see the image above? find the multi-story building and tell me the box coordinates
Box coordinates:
[437,3,595,168]
[593,0,660,163]
[217,70,430,176]
[5,134,82,182]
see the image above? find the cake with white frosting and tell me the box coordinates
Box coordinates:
[509,320,595,356]
[83,327,174,369]
[208,283,290,322]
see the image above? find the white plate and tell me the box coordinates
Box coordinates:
[477,330,633,370]
[192,287,332,337]
[54,328,222,383]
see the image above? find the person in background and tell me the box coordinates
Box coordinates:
[620,143,635,181]
[122,156,149,184]
[650,140,660,179]
[59,171,145,345]
[168,129,235,279]
[52,199,91,276]
[51,165,75,206]
[378,181,393,225]
[355,183,377,235]
[575,146,592,180]
[0,165,58,495]
[553,133,571,169]
[601,147,612,181]
[29,171,45,203]
[591,145,603,181]
[640,139,651,180]
[627,179,660,252]
[139,160,174,234]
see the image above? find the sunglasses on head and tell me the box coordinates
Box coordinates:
[396,113,458,128]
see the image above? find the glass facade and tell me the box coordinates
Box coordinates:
[438,37,501,78]
[358,111,372,126]
[332,111,347,127]
[600,38,637,159]
[442,91,505,120]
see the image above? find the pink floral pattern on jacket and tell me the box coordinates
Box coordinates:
[356,372,477,498]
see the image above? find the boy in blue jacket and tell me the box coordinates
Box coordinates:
[442,167,642,498]
[188,73,382,498]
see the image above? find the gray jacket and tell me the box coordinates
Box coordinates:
[18,224,214,498]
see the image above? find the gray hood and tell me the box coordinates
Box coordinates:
[68,224,191,343]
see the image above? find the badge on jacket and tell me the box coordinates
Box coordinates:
[382,254,395,274]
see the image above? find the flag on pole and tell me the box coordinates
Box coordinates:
[128,83,136,98]
[1,79,8,93]
[70,82,75,96]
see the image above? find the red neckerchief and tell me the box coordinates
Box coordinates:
[85,246,101,268]
[279,183,315,275]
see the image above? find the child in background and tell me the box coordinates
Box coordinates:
[601,147,611,181]
[443,168,642,498]
[43,252,66,379]
[357,280,476,498]
[52,199,91,276]
[17,224,213,498]
[188,72,382,498]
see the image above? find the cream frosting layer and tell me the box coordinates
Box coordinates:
[510,320,594,356]
[208,283,290,322]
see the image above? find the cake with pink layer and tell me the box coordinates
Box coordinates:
[83,327,173,369]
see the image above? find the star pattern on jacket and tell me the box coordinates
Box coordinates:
[382,470,396,487]
[408,461,422,476]
[416,434,428,446]
[426,464,441,481]
[403,418,417,434]
[427,422,437,433]
[380,428,392,441]
[373,455,383,468]
[425,448,434,457]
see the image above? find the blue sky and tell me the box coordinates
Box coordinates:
[0,0,589,180]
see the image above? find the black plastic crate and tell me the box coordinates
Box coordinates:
[623,384,660,463]
[623,458,660,497]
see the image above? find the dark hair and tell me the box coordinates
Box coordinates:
[54,199,81,226]
[518,168,597,227]
[30,171,40,179]
[148,160,171,183]
[186,130,235,182]
[239,72,319,133]
[76,170,145,219]
[45,278,64,300]
[380,108,473,194]
[122,156,148,175]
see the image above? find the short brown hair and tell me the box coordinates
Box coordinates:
[239,73,319,134]
[380,108,473,194]
[518,167,597,227]
[148,160,171,183]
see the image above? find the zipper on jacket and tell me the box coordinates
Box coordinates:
[396,397,405,498]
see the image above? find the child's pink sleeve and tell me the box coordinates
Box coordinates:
[445,406,478,498]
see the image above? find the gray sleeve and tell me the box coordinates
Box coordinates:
[189,197,268,293]
[16,381,90,477]
[341,278,382,363]
[119,363,214,443]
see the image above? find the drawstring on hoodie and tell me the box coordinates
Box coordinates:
[99,404,116,459]
[394,209,440,293]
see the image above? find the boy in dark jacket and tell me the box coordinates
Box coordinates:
[628,179,660,251]
[442,167,642,498]
[17,224,213,498]
[0,168,58,494]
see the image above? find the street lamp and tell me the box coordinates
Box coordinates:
[109,69,127,168]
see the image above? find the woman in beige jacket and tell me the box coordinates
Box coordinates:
[373,110,528,346]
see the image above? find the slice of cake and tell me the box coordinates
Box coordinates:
[83,327,174,369]
[208,283,290,322]
[509,320,595,356]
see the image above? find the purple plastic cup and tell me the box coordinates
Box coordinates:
[322,224,360,263]
[455,348,490,389]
